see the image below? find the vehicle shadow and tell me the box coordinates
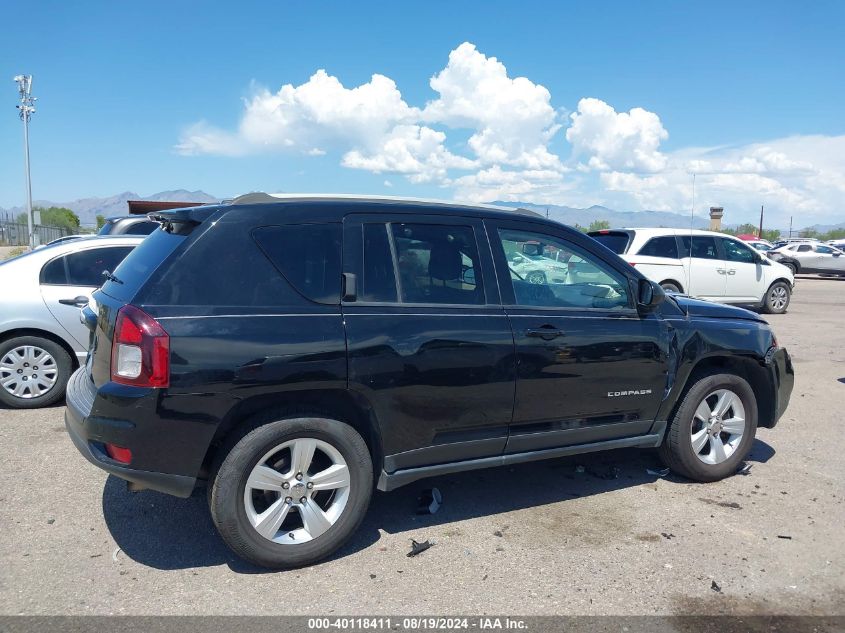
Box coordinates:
[101,439,776,574]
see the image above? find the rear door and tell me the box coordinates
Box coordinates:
[342,213,515,472]
[680,235,727,299]
[39,245,135,349]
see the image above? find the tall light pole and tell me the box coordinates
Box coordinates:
[14,74,37,249]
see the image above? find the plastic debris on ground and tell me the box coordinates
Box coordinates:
[737,463,753,475]
[647,468,671,477]
[416,487,442,515]
[407,538,434,557]
[711,580,722,593]
[777,535,793,540]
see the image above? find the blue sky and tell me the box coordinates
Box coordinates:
[1,1,843,227]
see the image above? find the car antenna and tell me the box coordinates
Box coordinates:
[688,173,696,293]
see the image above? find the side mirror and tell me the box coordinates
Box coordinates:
[834,252,842,257]
[512,255,524,264]
[637,278,665,311]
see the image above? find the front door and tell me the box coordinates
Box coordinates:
[342,213,515,472]
[487,220,669,453]
[720,237,764,302]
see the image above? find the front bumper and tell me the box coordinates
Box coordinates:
[64,368,196,498]
[764,347,794,428]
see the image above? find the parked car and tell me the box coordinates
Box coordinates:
[0,235,144,408]
[827,239,845,251]
[65,194,794,569]
[746,240,774,254]
[768,242,845,276]
[588,228,794,313]
[98,215,159,236]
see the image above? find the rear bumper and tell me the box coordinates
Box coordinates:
[764,347,794,428]
[64,368,196,498]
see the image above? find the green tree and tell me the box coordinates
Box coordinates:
[588,219,611,232]
[17,206,80,232]
[96,214,106,230]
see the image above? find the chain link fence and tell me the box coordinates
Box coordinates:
[0,220,72,246]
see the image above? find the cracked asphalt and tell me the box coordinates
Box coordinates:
[1,276,843,615]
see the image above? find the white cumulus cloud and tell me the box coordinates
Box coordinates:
[566,98,668,173]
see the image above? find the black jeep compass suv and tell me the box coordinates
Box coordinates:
[65,194,794,568]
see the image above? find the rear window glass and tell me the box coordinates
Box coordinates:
[589,231,631,254]
[102,230,186,302]
[253,224,342,304]
[124,221,158,235]
[638,236,679,259]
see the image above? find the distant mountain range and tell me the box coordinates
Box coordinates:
[1,191,841,235]
[0,190,219,226]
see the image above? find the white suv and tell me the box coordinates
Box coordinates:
[588,228,795,313]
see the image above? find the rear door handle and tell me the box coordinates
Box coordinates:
[716,269,726,275]
[526,327,565,340]
[59,296,89,307]
[727,269,736,275]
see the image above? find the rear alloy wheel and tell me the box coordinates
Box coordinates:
[659,373,757,482]
[209,416,372,569]
[0,336,72,408]
[763,281,791,314]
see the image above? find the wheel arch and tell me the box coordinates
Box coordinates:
[0,327,80,369]
[662,353,777,433]
[199,388,384,481]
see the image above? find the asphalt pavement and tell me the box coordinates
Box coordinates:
[1,276,843,615]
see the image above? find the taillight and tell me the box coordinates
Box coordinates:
[110,305,170,387]
[628,262,638,267]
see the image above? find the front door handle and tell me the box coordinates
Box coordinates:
[58,296,89,307]
[716,269,726,275]
[526,326,565,340]
[726,269,736,275]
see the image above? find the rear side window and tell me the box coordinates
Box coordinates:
[638,236,679,259]
[588,231,631,254]
[253,224,342,304]
[41,246,134,286]
[797,244,812,252]
[680,236,720,260]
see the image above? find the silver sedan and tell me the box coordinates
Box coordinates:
[769,242,845,276]
[0,235,144,408]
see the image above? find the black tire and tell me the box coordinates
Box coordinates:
[0,335,73,409]
[209,415,373,569]
[762,281,791,314]
[783,261,798,275]
[658,372,757,482]
[660,281,682,293]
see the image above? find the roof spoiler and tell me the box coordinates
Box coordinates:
[147,205,219,233]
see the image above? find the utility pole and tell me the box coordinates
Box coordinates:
[758,205,764,239]
[788,216,793,239]
[14,75,37,249]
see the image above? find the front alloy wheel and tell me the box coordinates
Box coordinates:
[689,389,746,465]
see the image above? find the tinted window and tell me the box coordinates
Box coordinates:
[815,245,834,254]
[253,224,342,304]
[41,256,67,284]
[124,221,158,235]
[42,247,133,286]
[498,228,629,309]
[638,236,679,259]
[722,239,756,263]
[361,223,398,302]
[390,224,484,305]
[797,244,812,252]
[588,231,631,254]
[680,236,720,260]
[103,230,186,302]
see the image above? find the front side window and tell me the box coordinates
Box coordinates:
[815,245,834,254]
[722,239,757,263]
[638,236,679,259]
[497,229,629,309]
[680,236,720,260]
[41,246,134,286]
